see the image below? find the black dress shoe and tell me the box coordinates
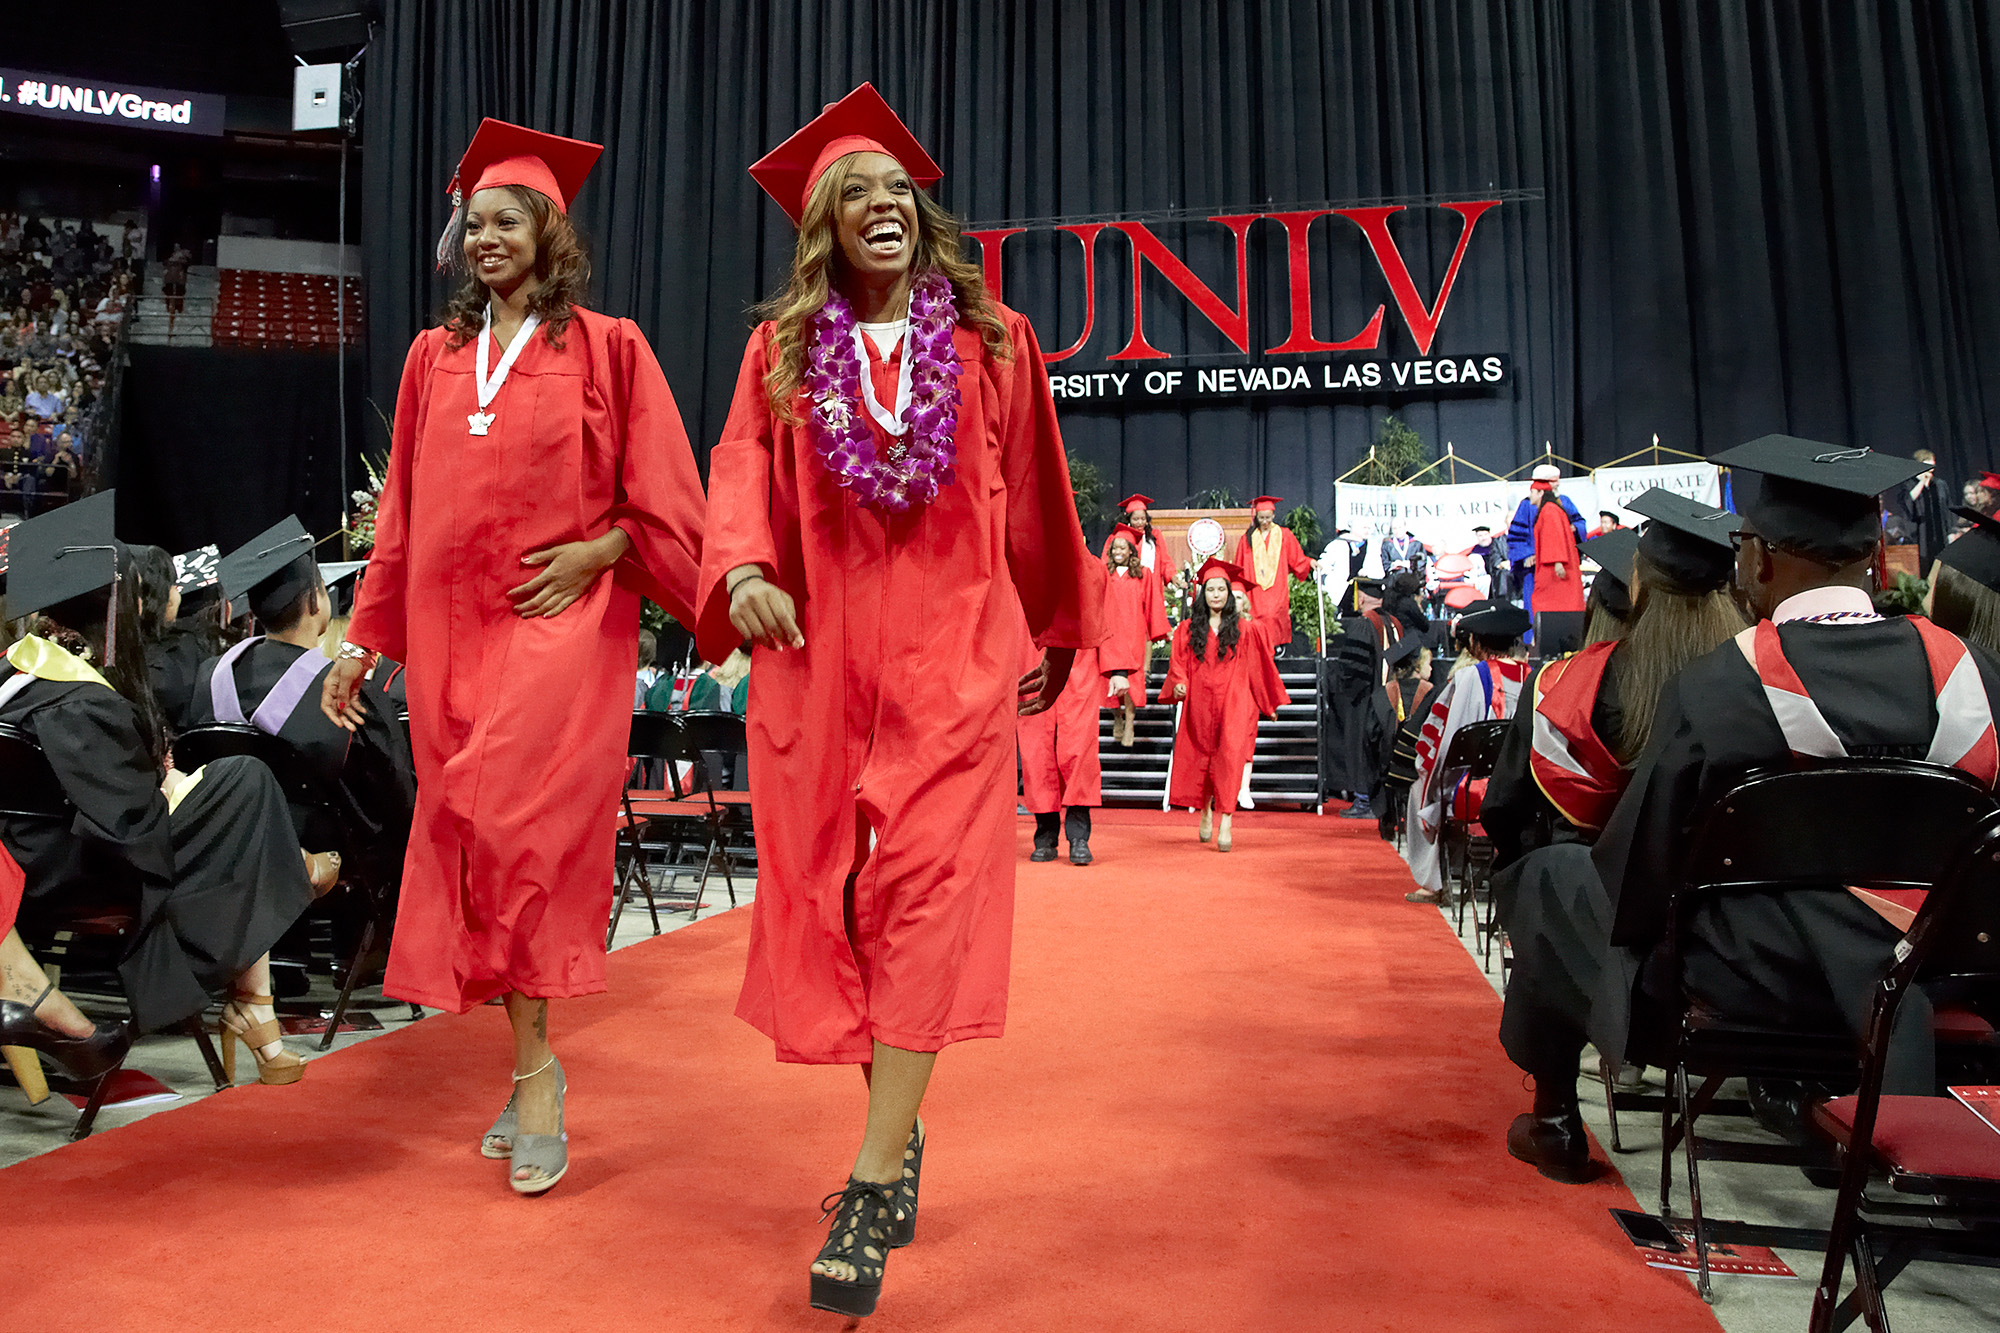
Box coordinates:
[1068,840,1093,866]
[0,987,131,1081]
[1506,1110,1595,1183]
[1029,846,1057,862]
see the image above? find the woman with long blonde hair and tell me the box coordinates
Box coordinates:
[321,119,706,1197]
[696,85,1104,1317]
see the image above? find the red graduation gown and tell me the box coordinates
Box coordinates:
[1099,565,1169,704]
[1532,499,1585,613]
[347,309,705,1011]
[1099,529,1173,583]
[1232,525,1313,642]
[1161,617,1291,815]
[696,304,1105,1064]
[1017,633,1103,813]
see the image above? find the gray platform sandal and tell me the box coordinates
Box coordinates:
[481,1090,518,1158]
[507,1056,567,1196]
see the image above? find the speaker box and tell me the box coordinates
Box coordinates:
[278,0,377,55]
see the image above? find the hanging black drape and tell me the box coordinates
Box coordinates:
[360,0,2000,514]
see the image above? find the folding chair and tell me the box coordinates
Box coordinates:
[1433,718,1510,958]
[1807,807,2000,1332]
[676,710,750,911]
[1630,760,1994,1301]
[174,722,409,1051]
[608,710,682,945]
[0,723,217,1139]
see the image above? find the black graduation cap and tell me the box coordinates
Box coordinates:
[1624,486,1738,592]
[1385,631,1426,669]
[1580,528,1639,617]
[172,543,220,593]
[6,489,124,619]
[1936,507,2000,591]
[318,560,366,617]
[1710,434,1927,557]
[219,516,320,624]
[1459,603,1533,640]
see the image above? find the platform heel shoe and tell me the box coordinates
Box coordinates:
[889,1120,926,1247]
[217,992,305,1086]
[810,1179,897,1317]
[508,1057,567,1196]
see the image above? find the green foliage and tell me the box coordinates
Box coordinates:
[1355,414,1438,486]
[1290,575,1339,644]
[1878,572,1929,617]
[1282,502,1322,554]
[640,599,675,635]
[1069,456,1107,531]
[1190,485,1238,508]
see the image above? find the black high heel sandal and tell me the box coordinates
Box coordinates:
[0,981,130,1079]
[809,1178,896,1317]
[889,1120,925,1248]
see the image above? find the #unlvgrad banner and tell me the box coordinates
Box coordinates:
[1332,463,1721,556]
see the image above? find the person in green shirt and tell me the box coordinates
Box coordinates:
[683,648,749,715]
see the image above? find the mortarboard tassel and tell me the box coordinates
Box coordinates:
[434,179,464,272]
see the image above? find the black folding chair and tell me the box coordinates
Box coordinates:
[609,711,683,945]
[1807,808,2000,1333]
[174,722,408,1051]
[676,710,750,911]
[1432,718,1510,961]
[1633,760,1995,1302]
[0,722,219,1139]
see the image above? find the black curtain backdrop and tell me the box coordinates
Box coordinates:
[360,0,2000,518]
[119,346,366,557]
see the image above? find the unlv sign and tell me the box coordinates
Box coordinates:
[965,199,1514,409]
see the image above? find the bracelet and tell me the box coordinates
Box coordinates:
[336,641,379,666]
[727,573,766,598]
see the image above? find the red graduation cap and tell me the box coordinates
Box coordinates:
[450,118,603,214]
[1118,493,1153,512]
[749,83,943,227]
[1252,495,1282,511]
[1108,524,1142,546]
[1978,472,2000,491]
[1196,557,1248,590]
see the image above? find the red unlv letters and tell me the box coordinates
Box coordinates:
[965,201,1500,365]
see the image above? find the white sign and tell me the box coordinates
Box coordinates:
[1592,462,1722,528]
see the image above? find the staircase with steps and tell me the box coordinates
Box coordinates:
[126,264,218,346]
[1099,654,1324,809]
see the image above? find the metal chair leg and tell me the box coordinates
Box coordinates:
[641,850,662,934]
[186,1017,227,1091]
[1678,1065,1713,1303]
[1660,1063,1678,1214]
[1600,1062,1624,1154]
[319,914,378,1052]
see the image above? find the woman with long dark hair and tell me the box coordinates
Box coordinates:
[0,495,317,1085]
[1101,524,1169,745]
[320,119,706,1196]
[1162,558,1289,851]
[1479,488,1743,1182]
[697,85,1103,1316]
[131,543,210,729]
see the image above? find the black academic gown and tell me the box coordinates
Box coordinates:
[0,668,315,1031]
[183,639,416,877]
[1592,618,2000,1092]
[1481,651,1635,1076]
[145,624,210,731]
[1323,614,1391,793]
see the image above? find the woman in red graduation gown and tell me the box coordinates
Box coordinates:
[1099,493,1174,582]
[1016,616,1103,864]
[1233,495,1313,644]
[1163,559,1289,851]
[321,120,705,1196]
[1102,523,1169,744]
[697,85,1104,1317]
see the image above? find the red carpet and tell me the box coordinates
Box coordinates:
[9,810,1722,1332]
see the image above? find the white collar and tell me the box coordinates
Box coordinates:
[1770,585,1879,624]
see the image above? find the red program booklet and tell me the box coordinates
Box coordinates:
[1642,1222,1796,1280]
[1950,1086,2000,1135]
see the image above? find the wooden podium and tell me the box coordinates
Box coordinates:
[1144,508,1255,574]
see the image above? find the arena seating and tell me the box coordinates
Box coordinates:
[210,270,364,350]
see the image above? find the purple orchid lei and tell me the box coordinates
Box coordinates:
[805,269,962,514]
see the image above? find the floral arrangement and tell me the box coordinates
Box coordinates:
[805,270,962,513]
[345,451,389,555]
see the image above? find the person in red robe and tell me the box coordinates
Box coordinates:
[1232,494,1313,648]
[321,120,706,1196]
[1530,482,1586,614]
[1099,493,1174,582]
[1162,558,1290,851]
[696,85,1104,1317]
[1016,615,1102,865]
[1101,523,1170,745]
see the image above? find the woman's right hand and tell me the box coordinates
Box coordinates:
[320,657,371,732]
[726,564,803,650]
[1174,682,1188,699]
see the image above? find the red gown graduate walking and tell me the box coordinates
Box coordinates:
[341,126,705,1013]
[1099,525,1170,706]
[1017,635,1103,814]
[1531,491,1586,614]
[1163,560,1291,820]
[1232,495,1313,643]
